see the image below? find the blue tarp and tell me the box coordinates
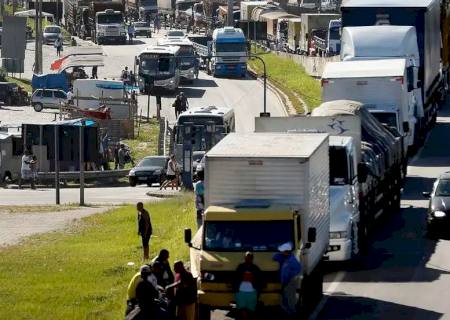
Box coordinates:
[32,73,69,92]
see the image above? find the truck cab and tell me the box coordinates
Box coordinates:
[210,27,248,77]
[327,19,341,55]
[95,9,126,44]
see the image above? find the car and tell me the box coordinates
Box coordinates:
[43,25,62,44]
[31,89,67,112]
[165,30,185,38]
[132,21,152,37]
[128,156,168,187]
[423,172,450,235]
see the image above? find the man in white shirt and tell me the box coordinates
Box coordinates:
[19,149,35,189]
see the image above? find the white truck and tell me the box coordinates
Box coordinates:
[256,100,406,263]
[298,13,340,55]
[340,25,425,148]
[184,132,330,317]
[321,59,416,154]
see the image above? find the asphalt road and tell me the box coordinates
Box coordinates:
[310,102,450,319]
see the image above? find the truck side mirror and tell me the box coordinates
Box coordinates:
[407,66,415,92]
[307,227,316,243]
[358,163,368,183]
[422,191,431,198]
[403,121,410,133]
[184,228,192,245]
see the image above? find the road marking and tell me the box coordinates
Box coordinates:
[308,270,346,320]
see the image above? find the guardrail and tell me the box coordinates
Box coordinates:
[37,169,129,181]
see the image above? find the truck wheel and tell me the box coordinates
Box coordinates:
[129,177,137,187]
[298,264,323,316]
[197,304,211,320]
[33,103,43,112]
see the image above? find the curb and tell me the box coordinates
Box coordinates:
[146,191,181,198]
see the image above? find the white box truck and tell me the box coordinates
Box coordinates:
[321,59,416,154]
[184,132,330,318]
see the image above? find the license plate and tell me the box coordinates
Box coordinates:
[227,65,235,69]
[138,177,147,181]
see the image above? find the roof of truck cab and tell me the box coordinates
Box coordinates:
[178,105,233,118]
[341,26,418,60]
[323,59,406,79]
[206,132,328,158]
[140,45,180,55]
[157,37,193,47]
[341,0,437,8]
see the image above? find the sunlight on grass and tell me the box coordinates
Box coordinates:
[0,194,195,319]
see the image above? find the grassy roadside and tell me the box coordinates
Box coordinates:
[248,48,322,113]
[0,204,81,213]
[123,118,160,168]
[0,194,195,319]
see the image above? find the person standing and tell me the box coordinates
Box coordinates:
[92,66,98,79]
[234,252,264,320]
[55,36,63,57]
[154,14,161,33]
[114,142,120,169]
[66,89,73,105]
[19,149,35,189]
[194,169,205,228]
[160,154,179,190]
[128,23,135,44]
[137,202,152,261]
[273,242,301,317]
[179,92,189,113]
[118,144,126,169]
[172,261,197,320]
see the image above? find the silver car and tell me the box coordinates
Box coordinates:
[31,89,67,112]
[43,25,62,44]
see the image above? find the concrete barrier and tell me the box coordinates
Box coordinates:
[37,169,129,181]
[273,52,340,77]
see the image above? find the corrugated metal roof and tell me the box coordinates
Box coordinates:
[323,59,406,79]
[259,11,298,21]
[341,0,437,8]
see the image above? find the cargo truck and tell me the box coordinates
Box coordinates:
[255,100,406,262]
[321,59,417,153]
[184,132,330,318]
[340,0,447,141]
[90,2,126,44]
[298,13,340,55]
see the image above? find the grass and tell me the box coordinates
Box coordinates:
[5,76,32,93]
[0,204,81,213]
[0,194,195,319]
[123,118,160,168]
[248,47,322,113]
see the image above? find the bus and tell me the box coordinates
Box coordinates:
[158,37,198,82]
[136,45,181,93]
[173,105,235,159]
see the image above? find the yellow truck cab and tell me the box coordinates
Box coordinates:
[184,132,330,318]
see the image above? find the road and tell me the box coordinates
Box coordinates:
[0,30,286,204]
[310,103,450,319]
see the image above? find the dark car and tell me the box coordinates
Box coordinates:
[128,156,168,187]
[0,82,28,105]
[423,172,450,235]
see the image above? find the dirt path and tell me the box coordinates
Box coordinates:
[0,207,109,247]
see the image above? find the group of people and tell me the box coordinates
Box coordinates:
[114,143,134,170]
[122,66,137,86]
[129,203,196,320]
[173,92,189,118]
[133,202,302,319]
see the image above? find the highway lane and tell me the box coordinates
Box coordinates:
[313,102,450,319]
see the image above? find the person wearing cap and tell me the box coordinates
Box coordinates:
[273,242,302,316]
[233,252,264,319]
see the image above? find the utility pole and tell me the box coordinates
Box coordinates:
[34,0,43,74]
[227,0,233,26]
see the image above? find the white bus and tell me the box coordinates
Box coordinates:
[157,37,198,82]
[136,45,181,93]
[173,106,235,158]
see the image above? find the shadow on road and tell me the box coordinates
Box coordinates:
[400,175,436,201]
[184,78,218,88]
[182,87,206,98]
[315,293,443,320]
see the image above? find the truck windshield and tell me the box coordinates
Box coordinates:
[371,112,398,129]
[216,42,247,53]
[436,179,450,197]
[204,221,293,251]
[97,13,123,24]
[330,146,349,185]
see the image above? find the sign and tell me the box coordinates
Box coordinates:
[1,16,26,73]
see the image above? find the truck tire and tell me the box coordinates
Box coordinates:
[129,177,137,187]
[197,304,211,320]
[298,263,323,317]
[33,103,43,112]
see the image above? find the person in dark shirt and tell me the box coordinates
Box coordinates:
[134,265,159,318]
[153,249,175,287]
[171,261,197,320]
[137,202,152,260]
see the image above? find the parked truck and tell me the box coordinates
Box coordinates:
[190,26,248,77]
[298,13,340,55]
[64,0,90,36]
[340,0,447,142]
[184,132,330,318]
[88,1,126,44]
[321,59,417,153]
[312,18,341,56]
[255,100,406,262]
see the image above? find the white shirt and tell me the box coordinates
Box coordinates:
[167,159,177,175]
[67,91,73,100]
[21,155,32,172]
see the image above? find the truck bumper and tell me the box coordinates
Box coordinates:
[180,68,196,80]
[198,290,280,308]
[213,63,247,77]
[324,239,352,261]
[154,78,177,91]
[98,36,126,43]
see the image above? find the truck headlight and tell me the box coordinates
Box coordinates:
[330,231,348,239]
[121,32,126,36]
[201,272,215,281]
[433,211,446,218]
[129,169,136,176]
